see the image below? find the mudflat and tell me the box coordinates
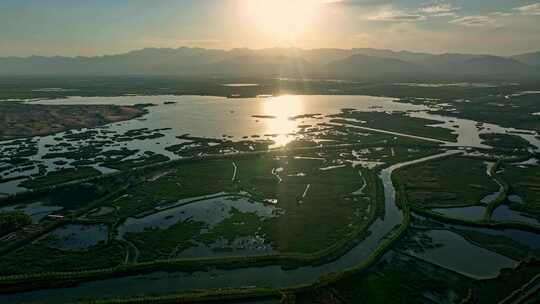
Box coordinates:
[0,103,145,140]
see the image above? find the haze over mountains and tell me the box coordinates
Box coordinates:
[1,48,539,80]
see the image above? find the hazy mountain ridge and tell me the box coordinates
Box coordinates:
[1,47,539,79]
[323,54,426,79]
[512,51,540,67]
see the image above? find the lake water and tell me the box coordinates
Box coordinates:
[404,229,517,279]
[432,206,487,221]
[0,201,63,223]
[22,94,540,150]
[1,95,539,196]
[492,204,539,225]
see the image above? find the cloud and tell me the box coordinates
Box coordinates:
[490,12,513,17]
[419,3,460,17]
[449,15,496,27]
[513,3,540,16]
[367,6,426,22]
[366,2,460,22]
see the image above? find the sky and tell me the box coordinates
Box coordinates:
[0,0,539,57]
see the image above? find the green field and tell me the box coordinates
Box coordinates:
[394,156,499,207]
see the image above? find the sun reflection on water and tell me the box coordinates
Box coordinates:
[261,95,305,147]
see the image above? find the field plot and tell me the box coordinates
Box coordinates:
[394,156,500,208]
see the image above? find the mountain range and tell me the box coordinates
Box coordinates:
[1,48,539,80]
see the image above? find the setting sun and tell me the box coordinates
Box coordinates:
[242,0,323,42]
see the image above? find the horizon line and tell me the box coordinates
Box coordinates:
[2,46,538,60]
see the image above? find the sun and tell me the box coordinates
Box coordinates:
[243,0,323,42]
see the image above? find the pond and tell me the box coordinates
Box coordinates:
[492,204,539,225]
[432,206,486,221]
[118,195,280,236]
[45,224,109,250]
[0,201,63,224]
[403,229,518,279]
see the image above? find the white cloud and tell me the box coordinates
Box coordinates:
[419,3,460,17]
[367,6,426,22]
[513,3,540,16]
[449,15,496,27]
[490,12,513,17]
[366,3,461,22]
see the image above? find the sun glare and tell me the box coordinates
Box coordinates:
[243,0,323,42]
[262,95,305,147]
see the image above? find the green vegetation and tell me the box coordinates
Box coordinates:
[92,289,282,304]
[20,167,102,189]
[125,220,205,262]
[394,156,499,207]
[107,159,234,219]
[500,163,540,219]
[471,259,540,304]
[453,229,539,260]
[0,240,125,276]
[112,152,378,256]
[233,155,372,253]
[398,87,540,132]
[166,139,271,157]
[297,252,470,304]
[480,133,533,150]
[127,207,276,262]
[103,152,170,171]
[198,208,269,245]
[330,110,458,142]
[0,211,31,234]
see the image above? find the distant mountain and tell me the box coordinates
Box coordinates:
[419,54,536,76]
[323,54,425,79]
[418,53,484,69]
[0,47,539,80]
[462,56,536,75]
[351,48,433,63]
[202,54,314,78]
[512,51,540,67]
[0,48,229,76]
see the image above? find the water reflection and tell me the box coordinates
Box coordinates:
[261,95,305,146]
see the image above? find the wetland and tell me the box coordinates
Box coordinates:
[0,82,539,304]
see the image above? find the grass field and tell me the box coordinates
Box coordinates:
[394,156,499,207]
[0,240,125,276]
[20,167,102,189]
